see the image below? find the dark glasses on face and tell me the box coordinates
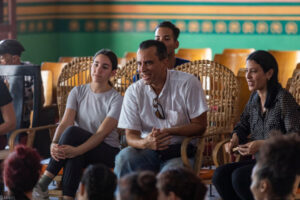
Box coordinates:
[153,97,165,120]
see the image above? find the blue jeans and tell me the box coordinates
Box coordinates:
[114,144,195,177]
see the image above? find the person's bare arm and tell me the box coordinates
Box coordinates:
[0,102,16,135]
[51,108,76,161]
[161,112,207,137]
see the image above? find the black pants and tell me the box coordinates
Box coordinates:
[46,126,120,197]
[212,159,256,200]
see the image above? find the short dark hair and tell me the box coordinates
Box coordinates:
[93,49,118,70]
[139,40,167,60]
[0,39,25,56]
[156,21,180,41]
[118,171,158,200]
[81,164,117,200]
[256,133,300,199]
[157,168,207,200]
[3,145,41,198]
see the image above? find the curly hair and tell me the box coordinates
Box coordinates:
[80,164,116,200]
[157,168,207,200]
[3,145,41,198]
[118,171,158,200]
[256,133,300,198]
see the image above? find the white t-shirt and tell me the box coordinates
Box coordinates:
[118,70,208,145]
[66,84,123,148]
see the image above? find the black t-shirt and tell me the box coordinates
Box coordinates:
[0,80,13,124]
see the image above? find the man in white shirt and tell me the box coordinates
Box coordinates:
[114,40,208,177]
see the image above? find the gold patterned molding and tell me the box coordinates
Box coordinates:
[17,19,299,35]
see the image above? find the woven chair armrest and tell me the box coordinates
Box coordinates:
[181,132,227,169]
[212,139,230,167]
[8,124,58,151]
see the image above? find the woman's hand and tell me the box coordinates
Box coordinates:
[238,140,265,156]
[50,143,65,161]
[59,145,81,159]
[225,133,239,154]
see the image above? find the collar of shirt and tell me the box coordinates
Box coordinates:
[146,69,171,100]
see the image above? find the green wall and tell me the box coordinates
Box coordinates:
[12,1,300,64]
[18,33,300,65]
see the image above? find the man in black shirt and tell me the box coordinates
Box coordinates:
[0,80,16,149]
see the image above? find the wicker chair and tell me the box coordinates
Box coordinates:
[286,63,300,92]
[120,52,137,66]
[112,58,137,96]
[288,68,300,104]
[176,60,239,182]
[57,57,93,120]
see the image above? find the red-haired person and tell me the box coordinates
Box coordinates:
[3,145,41,200]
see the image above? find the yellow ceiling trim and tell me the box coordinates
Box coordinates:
[16,14,300,20]
[17,5,300,15]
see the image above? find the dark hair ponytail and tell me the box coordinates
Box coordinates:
[93,49,118,86]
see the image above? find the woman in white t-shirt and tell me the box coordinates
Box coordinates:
[33,49,123,200]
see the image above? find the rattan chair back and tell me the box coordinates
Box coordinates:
[57,57,93,120]
[289,70,300,104]
[176,60,239,166]
[176,60,239,130]
[112,58,137,96]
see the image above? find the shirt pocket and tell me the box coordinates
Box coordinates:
[167,110,186,127]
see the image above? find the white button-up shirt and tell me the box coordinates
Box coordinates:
[118,70,208,145]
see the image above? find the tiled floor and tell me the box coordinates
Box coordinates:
[205,185,221,200]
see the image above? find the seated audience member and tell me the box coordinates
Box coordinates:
[114,40,208,177]
[0,39,26,65]
[251,133,300,200]
[157,168,207,200]
[154,21,189,69]
[133,21,189,82]
[0,39,37,128]
[77,164,117,200]
[118,171,158,200]
[212,50,300,200]
[0,79,16,149]
[3,145,41,200]
[33,49,123,200]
